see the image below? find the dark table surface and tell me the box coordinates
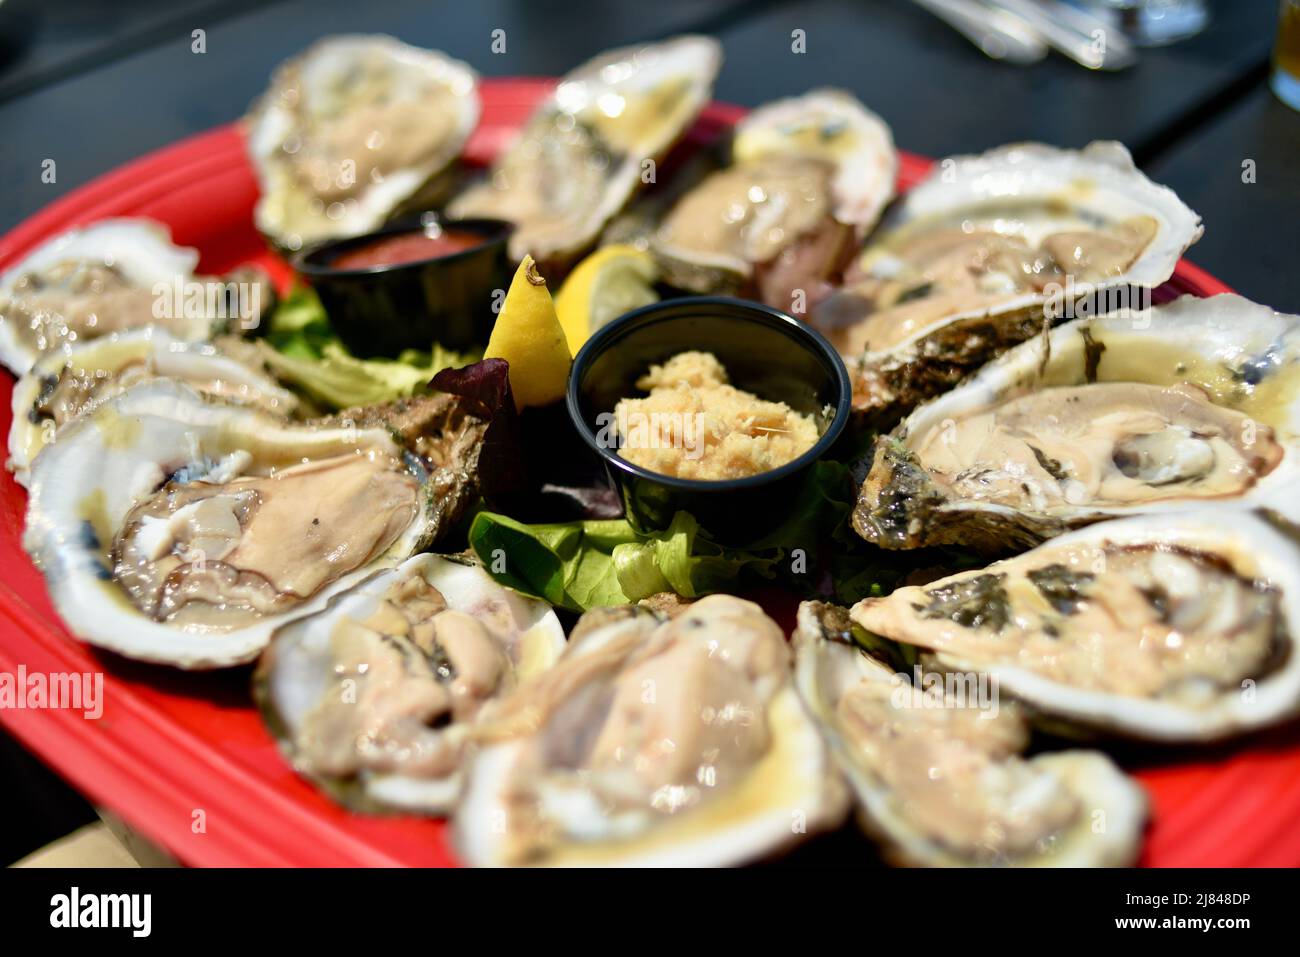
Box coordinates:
[0,0,1293,309]
[0,0,1297,861]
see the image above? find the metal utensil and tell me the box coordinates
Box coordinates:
[911,0,1049,65]
[984,0,1139,70]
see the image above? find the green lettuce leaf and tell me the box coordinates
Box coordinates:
[469,509,787,613]
[467,462,875,613]
[260,286,478,409]
[466,513,636,611]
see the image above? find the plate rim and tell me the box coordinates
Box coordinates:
[1,78,1277,869]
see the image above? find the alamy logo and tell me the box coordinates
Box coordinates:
[593,410,707,460]
[890,666,999,717]
[0,666,102,719]
[50,887,151,937]
[1042,275,1151,324]
[152,276,261,329]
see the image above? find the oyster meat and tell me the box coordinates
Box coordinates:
[246,34,480,250]
[449,35,721,267]
[848,510,1300,741]
[23,377,489,668]
[0,219,254,376]
[8,328,299,487]
[855,295,1300,551]
[654,88,895,309]
[732,89,896,231]
[794,601,1146,865]
[256,554,564,812]
[813,141,1202,424]
[454,595,847,866]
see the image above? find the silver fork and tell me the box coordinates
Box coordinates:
[912,0,1139,70]
[983,0,1138,70]
[911,0,1049,65]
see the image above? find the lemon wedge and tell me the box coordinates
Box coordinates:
[555,244,659,354]
[484,256,573,411]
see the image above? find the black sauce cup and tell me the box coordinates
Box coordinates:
[294,218,512,357]
[567,296,852,544]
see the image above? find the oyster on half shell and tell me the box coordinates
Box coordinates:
[794,601,1146,866]
[0,219,260,376]
[855,295,1300,552]
[454,595,848,866]
[256,554,565,813]
[848,510,1300,742]
[246,35,480,250]
[23,378,489,668]
[7,328,299,487]
[813,141,1202,425]
[653,88,895,309]
[449,35,721,268]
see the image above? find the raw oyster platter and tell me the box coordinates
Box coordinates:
[1,33,1298,868]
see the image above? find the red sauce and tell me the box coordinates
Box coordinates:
[332,229,486,270]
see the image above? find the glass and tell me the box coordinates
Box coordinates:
[1090,0,1209,46]
[1274,0,1300,112]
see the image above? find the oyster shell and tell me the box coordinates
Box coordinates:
[255,554,564,812]
[733,89,896,232]
[8,328,299,487]
[246,35,480,250]
[653,88,895,308]
[448,35,721,267]
[854,294,1300,551]
[23,378,487,668]
[794,601,1147,866]
[453,596,848,866]
[0,219,216,375]
[814,141,1202,425]
[848,510,1300,741]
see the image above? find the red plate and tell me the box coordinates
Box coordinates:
[0,79,1296,868]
